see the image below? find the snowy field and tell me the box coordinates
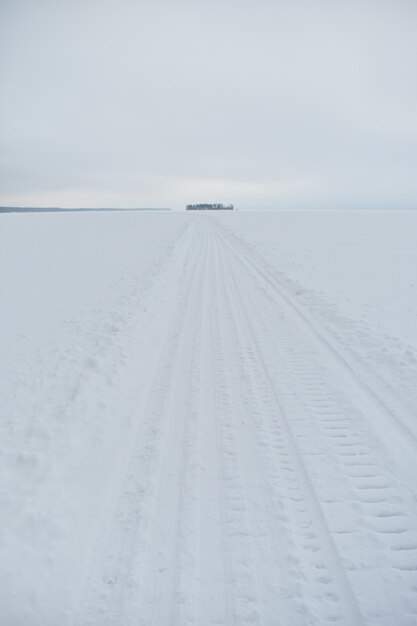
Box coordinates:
[1,210,417,625]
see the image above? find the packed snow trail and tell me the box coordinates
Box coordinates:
[76,216,417,626]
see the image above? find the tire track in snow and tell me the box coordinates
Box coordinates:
[209,232,263,624]
[214,221,417,474]
[216,225,364,626]
[214,219,417,625]
[138,229,209,626]
[195,228,234,625]
[241,292,417,626]
[77,223,210,625]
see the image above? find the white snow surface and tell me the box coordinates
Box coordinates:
[1,210,417,626]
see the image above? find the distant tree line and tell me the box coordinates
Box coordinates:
[186,203,234,210]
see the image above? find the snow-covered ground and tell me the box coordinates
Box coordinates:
[1,210,416,625]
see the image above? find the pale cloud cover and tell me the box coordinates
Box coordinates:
[1,0,416,209]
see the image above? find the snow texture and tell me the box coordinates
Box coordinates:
[1,210,417,625]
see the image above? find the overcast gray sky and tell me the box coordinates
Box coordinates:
[1,0,416,209]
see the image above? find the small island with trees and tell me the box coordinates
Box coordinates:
[186,203,234,210]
